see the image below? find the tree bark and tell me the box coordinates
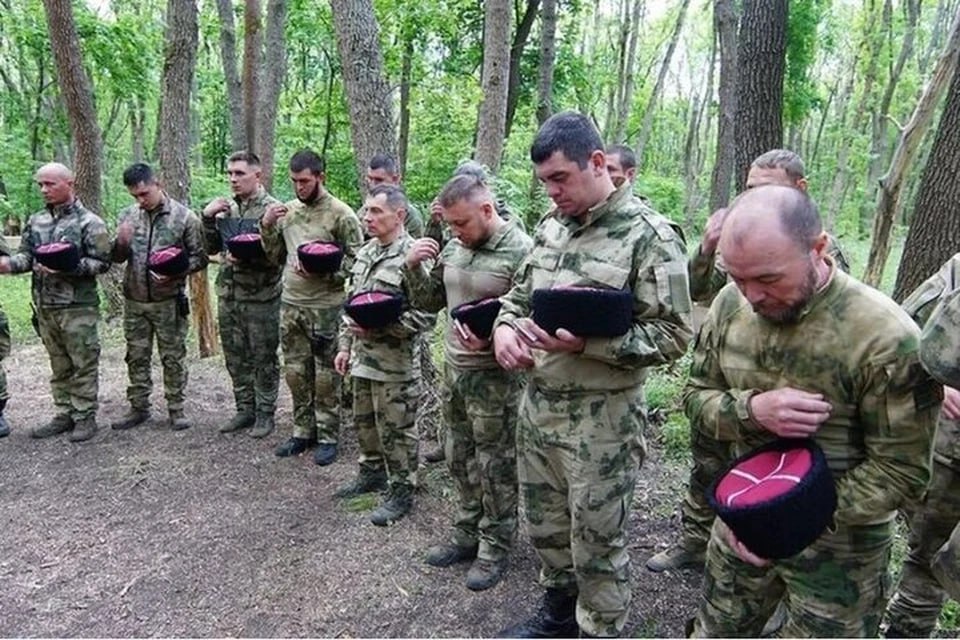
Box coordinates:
[330,0,396,184]
[708,0,738,212]
[215,0,246,151]
[398,33,413,176]
[612,0,643,144]
[732,0,787,192]
[866,10,960,291]
[254,0,286,190]
[536,0,558,125]
[504,0,539,139]
[474,0,512,172]
[242,0,262,154]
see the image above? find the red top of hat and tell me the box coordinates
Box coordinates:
[149,246,182,265]
[714,448,813,507]
[231,232,261,243]
[301,241,340,256]
[350,291,396,306]
[37,241,74,254]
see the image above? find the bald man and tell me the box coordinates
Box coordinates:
[0,163,111,442]
[683,185,937,637]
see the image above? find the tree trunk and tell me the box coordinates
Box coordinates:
[215,0,246,151]
[536,0,558,126]
[634,0,691,165]
[474,0,512,172]
[732,0,787,192]
[242,0,262,154]
[708,0,738,212]
[330,0,396,184]
[504,0,539,139]
[684,32,716,227]
[865,10,960,291]
[612,0,643,144]
[254,0,286,190]
[398,33,413,176]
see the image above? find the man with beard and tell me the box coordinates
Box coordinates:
[261,149,363,464]
[684,185,937,637]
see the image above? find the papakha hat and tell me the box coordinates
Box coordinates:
[531,286,633,337]
[148,246,189,276]
[707,438,837,560]
[297,241,343,274]
[344,291,404,330]
[35,241,80,272]
[450,297,502,340]
[226,232,266,262]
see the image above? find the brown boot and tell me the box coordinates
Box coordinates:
[68,416,98,442]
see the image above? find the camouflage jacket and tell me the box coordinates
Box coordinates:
[111,194,208,302]
[359,200,424,240]
[689,233,851,303]
[683,268,938,526]
[405,215,532,370]
[495,182,693,393]
[7,200,111,308]
[260,190,363,309]
[202,186,283,302]
[338,233,434,382]
[423,199,523,246]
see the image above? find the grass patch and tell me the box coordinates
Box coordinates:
[341,493,379,512]
[0,272,36,343]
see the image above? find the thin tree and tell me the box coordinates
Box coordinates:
[708,0,738,212]
[254,0,286,189]
[242,0,262,155]
[475,0,512,172]
[612,0,643,144]
[214,0,245,152]
[536,0,558,125]
[504,0,540,138]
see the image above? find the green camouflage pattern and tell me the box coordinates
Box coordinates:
[111,194,208,302]
[351,376,419,490]
[932,520,960,603]
[35,305,100,421]
[8,200,111,307]
[281,302,341,444]
[202,186,283,303]
[122,298,188,413]
[691,520,893,637]
[260,190,363,308]
[678,429,733,551]
[219,297,280,417]
[0,304,8,402]
[338,234,434,383]
[920,286,960,390]
[689,233,850,303]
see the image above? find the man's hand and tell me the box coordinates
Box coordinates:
[116,220,135,248]
[203,197,231,218]
[493,324,535,370]
[430,198,444,224]
[453,319,490,351]
[262,203,288,229]
[0,257,11,274]
[334,350,350,376]
[942,386,960,421]
[718,521,770,568]
[33,262,57,276]
[747,387,832,438]
[700,207,728,256]
[223,251,240,266]
[150,271,173,284]
[406,237,440,269]
[514,317,585,355]
[343,318,370,339]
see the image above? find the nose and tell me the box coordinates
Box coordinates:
[545,183,561,200]
[742,282,767,305]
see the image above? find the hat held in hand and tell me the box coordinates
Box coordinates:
[297,241,342,274]
[148,246,189,276]
[344,290,404,330]
[707,438,837,560]
[35,241,80,272]
[226,232,266,262]
[450,297,502,340]
[531,285,632,337]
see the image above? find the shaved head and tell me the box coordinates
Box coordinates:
[721,185,821,257]
[34,162,76,206]
[35,162,74,181]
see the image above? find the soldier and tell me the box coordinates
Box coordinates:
[404,173,533,589]
[363,153,424,239]
[334,184,433,525]
[647,148,853,574]
[0,163,111,442]
[0,235,10,437]
[685,185,937,637]
[493,112,692,638]
[110,163,208,432]
[604,144,637,184]
[261,149,363,464]
[202,151,283,438]
[885,253,960,638]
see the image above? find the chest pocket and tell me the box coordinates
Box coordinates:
[526,250,561,289]
[579,258,630,290]
[373,268,403,293]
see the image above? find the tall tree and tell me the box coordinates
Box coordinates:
[214,0,245,153]
[254,0,286,189]
[536,0,558,125]
[330,0,396,186]
[475,0,512,172]
[504,0,539,138]
[242,0,262,155]
[708,0,738,212]
[610,0,643,144]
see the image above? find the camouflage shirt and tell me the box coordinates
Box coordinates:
[339,233,434,382]
[495,182,693,393]
[405,215,532,370]
[260,190,363,309]
[111,194,208,302]
[683,267,938,526]
[689,233,851,303]
[202,186,283,302]
[8,199,111,308]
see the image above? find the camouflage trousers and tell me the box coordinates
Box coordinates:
[444,365,521,562]
[932,516,960,604]
[36,305,100,421]
[886,420,960,637]
[517,383,646,638]
[0,304,9,403]
[281,303,341,444]
[691,519,893,637]
[123,298,188,413]
[219,297,280,417]
[680,427,734,550]
[352,375,418,489]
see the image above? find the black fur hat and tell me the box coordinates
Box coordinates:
[450,297,502,340]
[707,438,837,560]
[297,241,343,274]
[531,286,633,337]
[35,241,80,272]
[148,246,189,276]
[344,291,404,330]
[226,232,266,262]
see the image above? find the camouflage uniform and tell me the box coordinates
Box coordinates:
[7,200,111,422]
[0,236,10,414]
[202,186,283,421]
[405,215,533,561]
[112,194,207,415]
[684,267,938,638]
[338,233,434,491]
[359,200,424,239]
[885,253,960,637]
[261,190,363,445]
[495,183,693,637]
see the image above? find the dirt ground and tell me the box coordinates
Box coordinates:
[0,327,702,638]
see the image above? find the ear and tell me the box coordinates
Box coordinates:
[318,172,326,184]
[626,167,636,182]
[397,207,407,222]
[590,150,607,173]
[795,177,809,192]
[811,231,828,257]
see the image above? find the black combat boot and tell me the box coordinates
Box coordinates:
[370,483,414,526]
[499,588,579,638]
[335,466,388,499]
